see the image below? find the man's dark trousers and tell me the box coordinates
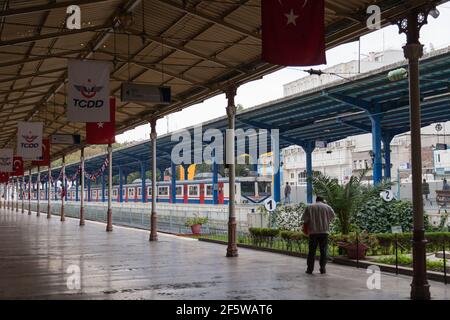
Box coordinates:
[307,233,328,272]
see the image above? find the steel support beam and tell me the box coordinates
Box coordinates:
[119,167,124,203]
[149,120,158,241]
[106,144,113,232]
[60,155,65,221]
[170,161,176,204]
[21,176,24,213]
[80,148,85,225]
[213,160,219,205]
[225,86,238,257]
[399,8,431,300]
[36,166,40,217]
[87,179,91,202]
[155,0,260,41]
[140,161,146,203]
[28,169,31,215]
[0,0,111,18]
[382,135,393,181]
[272,131,281,204]
[370,105,383,185]
[336,119,372,133]
[323,92,372,111]
[102,172,106,203]
[302,141,316,204]
[0,24,109,48]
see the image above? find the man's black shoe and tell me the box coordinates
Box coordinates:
[306,269,313,274]
[320,268,326,274]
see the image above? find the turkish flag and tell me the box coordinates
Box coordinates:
[262,0,326,66]
[12,157,24,176]
[0,172,9,183]
[32,139,50,166]
[86,98,116,145]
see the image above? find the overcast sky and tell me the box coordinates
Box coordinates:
[116,4,450,143]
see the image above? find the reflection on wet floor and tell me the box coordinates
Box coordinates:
[0,209,448,300]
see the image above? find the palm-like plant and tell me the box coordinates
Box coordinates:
[310,170,392,234]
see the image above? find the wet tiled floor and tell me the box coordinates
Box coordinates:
[0,208,448,300]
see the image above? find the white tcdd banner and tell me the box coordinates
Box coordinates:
[0,149,13,172]
[67,60,111,122]
[17,121,43,160]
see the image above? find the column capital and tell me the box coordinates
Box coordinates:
[396,6,432,45]
[403,43,424,61]
[225,85,237,117]
[150,119,157,140]
[225,85,237,101]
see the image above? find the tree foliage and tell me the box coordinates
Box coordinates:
[311,170,392,234]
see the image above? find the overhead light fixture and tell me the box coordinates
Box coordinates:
[388,68,408,82]
[430,8,440,19]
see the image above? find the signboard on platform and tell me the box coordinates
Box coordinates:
[264,197,277,212]
[121,83,171,104]
[67,60,111,122]
[51,134,81,145]
[0,149,13,172]
[380,190,394,202]
[17,121,43,160]
[391,226,403,234]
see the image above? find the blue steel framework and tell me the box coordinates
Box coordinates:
[32,47,450,205]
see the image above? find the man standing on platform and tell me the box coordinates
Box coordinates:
[301,196,335,275]
[422,179,431,206]
[284,182,291,205]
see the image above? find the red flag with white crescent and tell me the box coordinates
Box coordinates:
[13,156,24,176]
[32,139,50,166]
[262,0,326,66]
[86,97,116,145]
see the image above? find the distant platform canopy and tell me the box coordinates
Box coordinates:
[0,0,442,168]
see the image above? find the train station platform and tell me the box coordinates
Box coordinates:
[0,209,448,300]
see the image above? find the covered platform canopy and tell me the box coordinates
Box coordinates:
[0,0,443,167]
[30,46,450,185]
[1,0,447,301]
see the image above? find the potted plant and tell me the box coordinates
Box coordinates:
[185,215,208,235]
[336,231,378,260]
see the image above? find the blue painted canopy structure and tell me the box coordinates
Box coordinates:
[30,47,450,184]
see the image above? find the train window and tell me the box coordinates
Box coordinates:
[188,185,199,196]
[93,190,97,196]
[98,191,102,197]
[206,185,213,196]
[105,190,108,197]
[241,182,255,196]
[258,182,272,196]
[176,186,183,196]
[129,188,135,197]
[158,186,169,196]
[137,187,142,196]
[147,187,152,196]
[112,189,118,196]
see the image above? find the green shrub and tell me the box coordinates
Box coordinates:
[353,198,422,233]
[273,203,307,231]
[280,230,307,241]
[426,232,450,252]
[248,228,280,238]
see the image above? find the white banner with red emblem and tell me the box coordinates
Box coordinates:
[17,121,43,160]
[0,148,13,172]
[67,59,111,122]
